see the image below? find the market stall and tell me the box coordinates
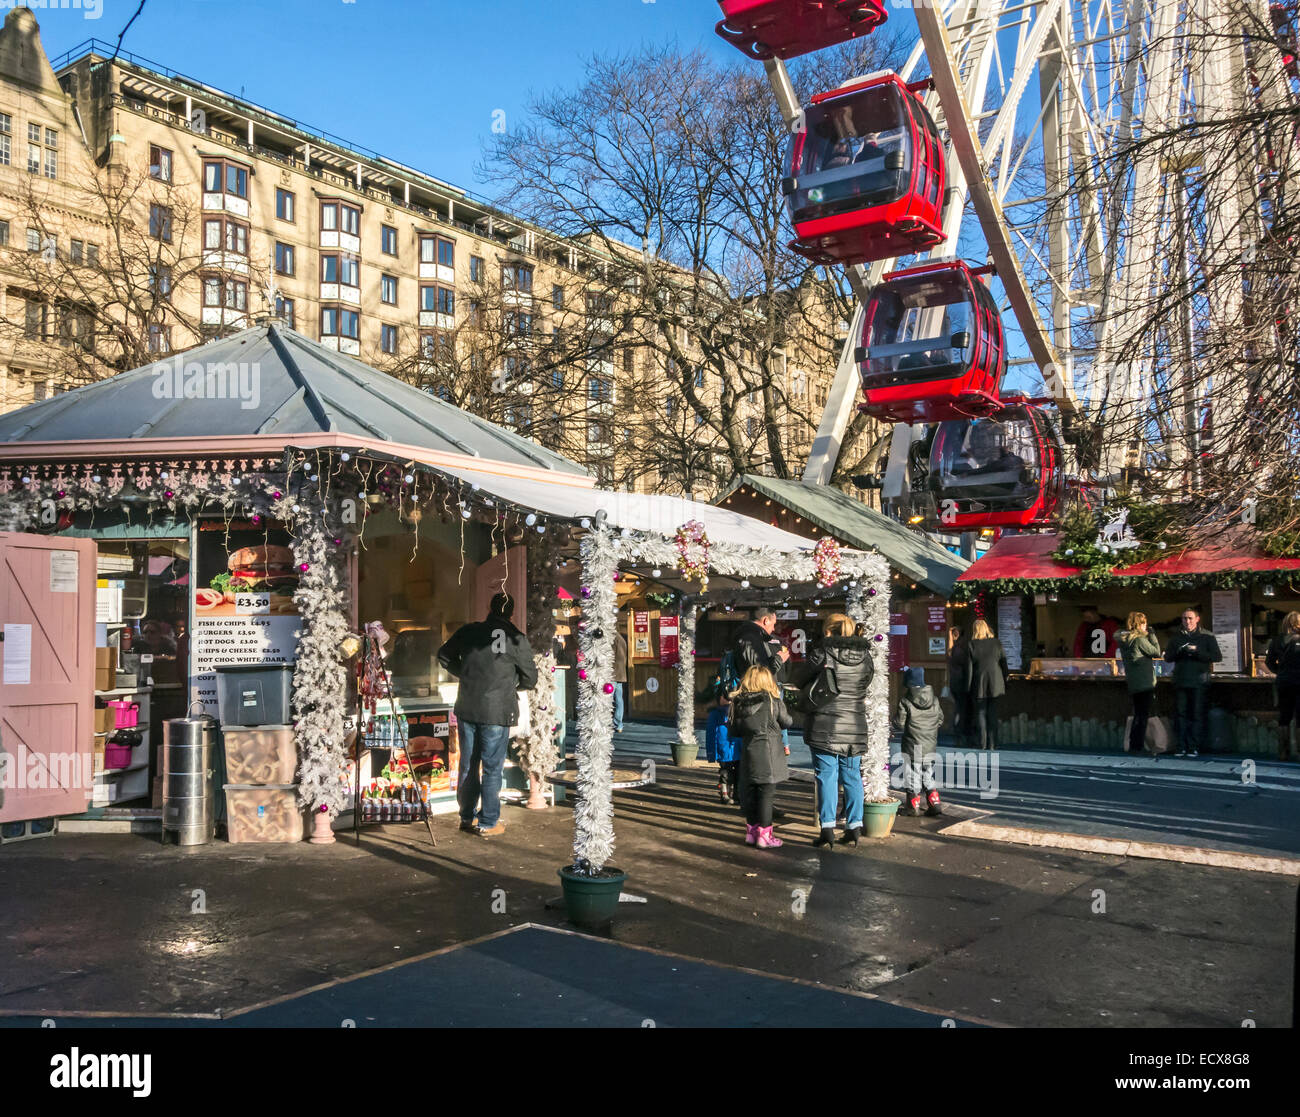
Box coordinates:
[953,531,1300,752]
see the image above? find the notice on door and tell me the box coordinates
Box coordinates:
[49,550,79,593]
[3,623,32,686]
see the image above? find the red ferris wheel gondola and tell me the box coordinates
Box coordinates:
[714,0,888,61]
[856,259,1005,423]
[1272,3,1299,78]
[783,73,946,266]
[922,400,1065,529]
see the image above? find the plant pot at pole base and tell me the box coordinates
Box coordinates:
[309,808,336,844]
[558,864,627,930]
[671,741,698,768]
[862,799,899,838]
[524,775,548,810]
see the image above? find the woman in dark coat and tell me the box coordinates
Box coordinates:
[802,613,876,848]
[947,625,972,748]
[1266,611,1300,761]
[730,665,792,849]
[967,618,1008,750]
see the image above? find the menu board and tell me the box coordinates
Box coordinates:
[1210,590,1241,674]
[633,611,651,658]
[997,596,1023,671]
[926,604,948,657]
[189,521,302,716]
[658,615,679,668]
[406,708,458,795]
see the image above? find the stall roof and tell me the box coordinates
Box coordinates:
[716,475,969,595]
[958,532,1300,584]
[0,324,586,478]
[434,466,821,553]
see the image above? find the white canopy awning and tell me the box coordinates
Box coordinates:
[437,465,822,555]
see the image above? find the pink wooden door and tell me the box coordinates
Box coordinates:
[0,534,97,823]
[474,546,528,635]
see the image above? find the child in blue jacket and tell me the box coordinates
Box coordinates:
[705,687,739,804]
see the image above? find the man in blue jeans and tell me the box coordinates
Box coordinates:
[437,592,538,836]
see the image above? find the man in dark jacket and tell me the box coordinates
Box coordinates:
[437,592,538,835]
[1266,614,1300,761]
[733,609,789,680]
[895,668,945,817]
[1163,607,1222,757]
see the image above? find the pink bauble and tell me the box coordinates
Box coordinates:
[578,668,588,680]
[603,683,614,694]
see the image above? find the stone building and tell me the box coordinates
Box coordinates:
[1,10,879,498]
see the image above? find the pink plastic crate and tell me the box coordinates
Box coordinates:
[104,743,132,769]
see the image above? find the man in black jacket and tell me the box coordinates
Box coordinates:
[1164,607,1222,757]
[733,609,790,680]
[437,592,538,836]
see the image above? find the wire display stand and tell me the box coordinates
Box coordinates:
[352,630,437,847]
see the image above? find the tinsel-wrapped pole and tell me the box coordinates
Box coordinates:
[520,534,563,805]
[288,501,352,818]
[850,558,893,802]
[676,598,698,748]
[573,527,619,874]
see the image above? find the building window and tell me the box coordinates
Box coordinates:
[203,159,248,199]
[665,396,676,419]
[150,205,173,242]
[32,379,47,401]
[25,299,48,339]
[746,417,758,440]
[588,376,612,402]
[420,285,454,315]
[148,324,171,354]
[321,253,360,287]
[321,305,360,339]
[275,242,295,276]
[694,367,705,389]
[381,324,398,354]
[150,264,172,300]
[0,112,10,166]
[321,202,360,236]
[26,227,40,252]
[506,311,532,336]
[276,188,295,222]
[552,284,564,309]
[623,348,634,373]
[0,220,8,247]
[551,369,564,390]
[275,296,295,328]
[587,422,607,446]
[202,275,247,310]
[437,238,454,267]
[381,224,398,256]
[149,145,172,182]
[204,217,248,255]
[86,244,98,267]
[503,263,533,293]
[380,274,397,305]
[470,255,484,283]
[70,239,83,265]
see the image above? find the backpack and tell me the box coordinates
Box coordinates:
[719,649,742,694]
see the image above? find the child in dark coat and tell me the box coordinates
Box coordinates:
[705,688,739,803]
[894,667,945,816]
[729,665,793,849]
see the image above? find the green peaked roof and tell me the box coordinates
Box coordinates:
[719,475,968,595]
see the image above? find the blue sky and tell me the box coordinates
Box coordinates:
[38,0,777,195]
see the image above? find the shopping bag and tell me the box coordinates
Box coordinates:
[1125,713,1170,754]
[509,689,532,740]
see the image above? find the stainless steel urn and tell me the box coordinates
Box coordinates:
[162,710,218,846]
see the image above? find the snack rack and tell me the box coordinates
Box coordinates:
[352,630,436,846]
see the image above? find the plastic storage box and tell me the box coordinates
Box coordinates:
[222,725,297,785]
[215,665,294,727]
[223,784,304,843]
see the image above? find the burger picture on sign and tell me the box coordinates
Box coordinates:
[194,543,300,616]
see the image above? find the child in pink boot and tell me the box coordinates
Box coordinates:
[729,665,792,849]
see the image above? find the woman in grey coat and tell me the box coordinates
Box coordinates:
[967,617,1008,751]
[802,614,876,848]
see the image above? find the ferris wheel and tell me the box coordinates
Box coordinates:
[715,0,1295,516]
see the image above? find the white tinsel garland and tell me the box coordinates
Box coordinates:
[572,527,619,874]
[518,534,562,784]
[847,558,893,801]
[675,600,698,747]
[288,507,352,817]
